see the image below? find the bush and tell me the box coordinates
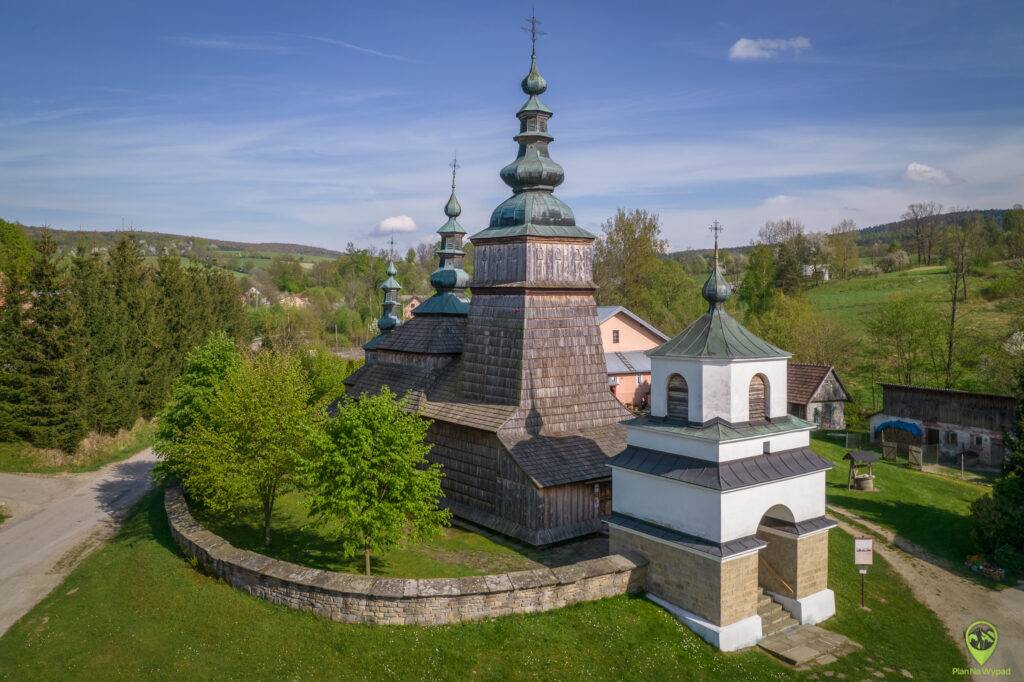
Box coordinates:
[980,273,1021,301]
[852,265,881,277]
[877,250,910,273]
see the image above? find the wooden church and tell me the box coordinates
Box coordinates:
[344,38,630,546]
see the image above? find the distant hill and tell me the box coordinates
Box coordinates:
[854,208,1007,246]
[667,208,1012,259]
[18,224,342,260]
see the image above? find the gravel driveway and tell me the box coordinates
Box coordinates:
[0,449,156,636]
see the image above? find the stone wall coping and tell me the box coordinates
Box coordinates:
[165,485,646,605]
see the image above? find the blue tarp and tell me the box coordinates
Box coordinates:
[873,419,923,437]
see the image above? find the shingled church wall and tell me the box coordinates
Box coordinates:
[165,486,647,625]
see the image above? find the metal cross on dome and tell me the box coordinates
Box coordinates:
[450,154,459,190]
[709,220,724,260]
[522,8,546,57]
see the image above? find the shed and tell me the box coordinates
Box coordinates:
[787,364,851,430]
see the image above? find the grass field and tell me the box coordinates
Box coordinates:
[0,487,965,681]
[811,435,992,575]
[194,490,550,578]
[803,264,1017,423]
[0,421,154,474]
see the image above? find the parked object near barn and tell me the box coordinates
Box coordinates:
[868,384,1016,468]
[597,306,669,408]
[787,364,851,430]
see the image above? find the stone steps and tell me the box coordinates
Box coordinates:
[757,586,799,636]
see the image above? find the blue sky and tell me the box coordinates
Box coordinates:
[1,1,1022,251]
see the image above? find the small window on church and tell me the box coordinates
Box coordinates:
[612,330,620,344]
[667,374,688,421]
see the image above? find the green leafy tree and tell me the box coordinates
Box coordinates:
[0,219,34,285]
[594,208,702,334]
[866,294,942,385]
[970,369,1024,572]
[298,346,361,408]
[1006,204,1024,259]
[176,352,318,546]
[305,387,450,575]
[738,245,779,317]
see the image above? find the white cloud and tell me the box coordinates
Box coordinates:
[374,214,417,234]
[729,37,812,61]
[904,162,958,185]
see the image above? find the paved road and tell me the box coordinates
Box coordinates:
[0,449,156,636]
[830,507,1024,676]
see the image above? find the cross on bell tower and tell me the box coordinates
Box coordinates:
[709,220,724,263]
[522,8,546,58]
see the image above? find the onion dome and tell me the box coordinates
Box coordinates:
[376,259,401,332]
[413,158,471,316]
[702,261,733,309]
[471,33,593,241]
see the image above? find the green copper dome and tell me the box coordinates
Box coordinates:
[702,262,732,307]
[376,259,401,332]
[472,44,594,242]
[415,160,470,316]
[444,190,462,219]
[521,56,547,96]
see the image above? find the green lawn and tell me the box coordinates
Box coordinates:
[811,435,990,570]
[194,490,545,578]
[0,421,154,474]
[803,264,1016,424]
[0,487,965,680]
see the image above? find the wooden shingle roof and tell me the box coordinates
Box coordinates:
[787,364,850,405]
[499,423,624,487]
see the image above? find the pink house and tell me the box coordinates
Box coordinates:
[597,306,669,408]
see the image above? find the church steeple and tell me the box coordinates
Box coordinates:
[412,156,471,316]
[377,254,401,333]
[702,220,732,310]
[471,11,592,241]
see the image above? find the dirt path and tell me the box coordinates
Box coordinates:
[829,505,1024,675]
[0,449,156,636]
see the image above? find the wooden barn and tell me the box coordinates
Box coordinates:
[868,384,1017,467]
[344,48,630,545]
[786,364,851,430]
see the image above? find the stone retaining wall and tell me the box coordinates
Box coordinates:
[165,486,646,625]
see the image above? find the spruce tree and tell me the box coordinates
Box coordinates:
[106,236,147,429]
[0,267,29,442]
[70,248,121,432]
[19,236,87,451]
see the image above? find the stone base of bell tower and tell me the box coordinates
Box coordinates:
[608,524,763,651]
[755,523,836,625]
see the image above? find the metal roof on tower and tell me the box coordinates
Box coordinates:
[414,156,471,316]
[471,25,594,242]
[649,222,788,360]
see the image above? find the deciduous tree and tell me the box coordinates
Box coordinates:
[174,351,317,546]
[305,387,450,575]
